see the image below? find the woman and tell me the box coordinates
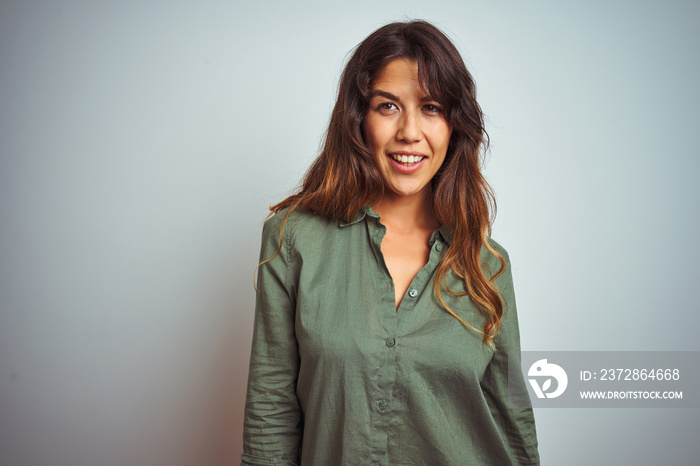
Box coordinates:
[242,20,540,466]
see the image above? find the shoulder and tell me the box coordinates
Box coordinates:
[486,236,507,255]
[262,206,338,244]
[482,236,511,268]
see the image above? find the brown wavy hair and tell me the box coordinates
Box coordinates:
[267,20,506,344]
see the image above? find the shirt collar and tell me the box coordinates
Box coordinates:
[338,205,379,227]
[437,224,454,245]
[339,205,454,246]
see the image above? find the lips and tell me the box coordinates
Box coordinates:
[390,153,425,165]
[386,152,427,173]
[388,152,426,166]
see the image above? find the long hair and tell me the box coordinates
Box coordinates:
[269,20,506,344]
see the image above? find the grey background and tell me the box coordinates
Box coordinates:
[1,1,698,465]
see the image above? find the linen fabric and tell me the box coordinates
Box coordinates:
[241,206,540,466]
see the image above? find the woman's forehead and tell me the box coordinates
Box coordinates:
[371,58,439,97]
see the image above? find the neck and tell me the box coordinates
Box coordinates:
[371,187,439,232]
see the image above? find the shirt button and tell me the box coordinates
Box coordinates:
[436,242,443,251]
[385,338,395,347]
[378,401,387,411]
[408,288,418,298]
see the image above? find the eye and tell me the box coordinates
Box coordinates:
[376,102,398,112]
[422,104,442,114]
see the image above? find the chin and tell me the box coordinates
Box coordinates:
[387,183,429,198]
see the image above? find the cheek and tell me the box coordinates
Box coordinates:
[428,128,451,154]
[362,115,392,151]
[360,119,369,147]
[439,127,453,151]
[360,119,374,150]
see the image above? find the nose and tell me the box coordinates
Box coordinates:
[396,110,422,143]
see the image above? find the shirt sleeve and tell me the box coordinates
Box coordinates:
[480,251,541,465]
[241,213,302,466]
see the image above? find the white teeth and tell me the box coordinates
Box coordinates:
[391,154,423,164]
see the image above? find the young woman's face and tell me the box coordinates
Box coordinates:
[362,58,452,200]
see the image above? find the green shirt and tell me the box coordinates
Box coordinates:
[242,206,540,466]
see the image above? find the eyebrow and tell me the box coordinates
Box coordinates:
[369,89,437,103]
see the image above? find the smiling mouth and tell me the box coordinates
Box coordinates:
[390,154,426,166]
